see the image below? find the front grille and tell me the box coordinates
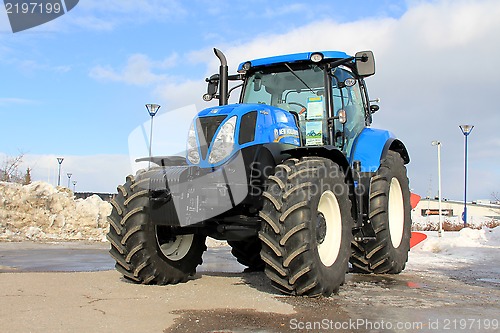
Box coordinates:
[196,115,227,159]
[238,111,257,145]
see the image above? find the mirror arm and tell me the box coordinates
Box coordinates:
[328,57,355,70]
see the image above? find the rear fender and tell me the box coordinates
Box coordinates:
[350,128,409,172]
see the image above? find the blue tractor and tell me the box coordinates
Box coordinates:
[108,49,412,297]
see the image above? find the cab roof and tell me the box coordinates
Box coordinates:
[237,51,352,71]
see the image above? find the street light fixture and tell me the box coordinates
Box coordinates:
[56,157,64,187]
[459,124,474,227]
[72,180,77,192]
[145,103,161,168]
[431,141,443,237]
[67,173,73,188]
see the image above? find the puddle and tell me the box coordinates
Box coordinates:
[477,278,500,284]
[199,247,246,273]
[0,243,244,273]
[0,245,114,272]
[348,273,427,290]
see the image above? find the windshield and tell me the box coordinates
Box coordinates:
[241,64,366,152]
[242,64,324,110]
[242,64,327,145]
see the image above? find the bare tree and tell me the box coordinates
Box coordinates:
[1,153,27,183]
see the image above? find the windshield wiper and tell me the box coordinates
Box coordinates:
[284,63,315,94]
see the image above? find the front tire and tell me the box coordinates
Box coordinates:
[228,237,265,271]
[350,151,412,274]
[107,172,206,284]
[259,157,353,297]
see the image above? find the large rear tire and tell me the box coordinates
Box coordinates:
[350,151,412,274]
[107,172,206,284]
[259,157,353,297]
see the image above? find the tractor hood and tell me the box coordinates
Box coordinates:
[187,103,300,167]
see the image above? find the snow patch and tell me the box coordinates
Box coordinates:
[420,227,500,254]
[0,181,111,242]
[0,181,230,247]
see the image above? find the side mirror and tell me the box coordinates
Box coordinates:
[369,98,380,113]
[202,74,219,101]
[355,51,375,77]
[370,105,379,113]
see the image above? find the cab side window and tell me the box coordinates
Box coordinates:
[332,68,365,156]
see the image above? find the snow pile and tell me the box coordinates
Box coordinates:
[420,227,500,254]
[0,181,111,242]
[408,227,500,286]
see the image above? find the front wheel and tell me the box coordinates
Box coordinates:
[259,157,353,297]
[107,172,206,284]
[350,151,412,274]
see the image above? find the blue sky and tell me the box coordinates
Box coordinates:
[0,0,499,201]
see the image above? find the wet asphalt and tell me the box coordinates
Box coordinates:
[0,242,244,273]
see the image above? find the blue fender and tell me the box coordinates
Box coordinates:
[350,128,410,172]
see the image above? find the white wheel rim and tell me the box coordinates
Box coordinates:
[317,190,342,267]
[388,178,405,248]
[157,234,194,261]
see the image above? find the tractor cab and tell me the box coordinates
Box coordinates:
[205,50,377,159]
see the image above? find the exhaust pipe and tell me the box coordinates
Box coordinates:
[214,48,228,106]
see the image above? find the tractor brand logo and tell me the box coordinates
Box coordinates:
[259,110,269,115]
[278,128,299,137]
[274,127,299,142]
[4,0,79,33]
[210,109,219,114]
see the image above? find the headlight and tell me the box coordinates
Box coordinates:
[208,116,237,164]
[310,52,324,62]
[187,121,200,164]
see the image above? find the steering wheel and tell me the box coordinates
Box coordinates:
[288,102,307,115]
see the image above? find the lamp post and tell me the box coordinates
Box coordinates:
[145,103,161,168]
[459,125,474,227]
[67,173,72,188]
[56,157,64,186]
[431,141,443,237]
[72,180,77,192]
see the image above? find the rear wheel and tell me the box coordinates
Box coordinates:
[259,157,353,297]
[107,172,206,284]
[350,151,411,274]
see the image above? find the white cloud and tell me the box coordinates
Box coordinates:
[72,0,187,30]
[0,98,35,106]
[89,53,178,86]
[262,3,309,18]
[9,58,72,75]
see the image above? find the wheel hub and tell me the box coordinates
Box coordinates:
[156,227,194,261]
[316,213,327,244]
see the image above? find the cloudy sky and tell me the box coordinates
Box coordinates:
[0,0,499,201]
